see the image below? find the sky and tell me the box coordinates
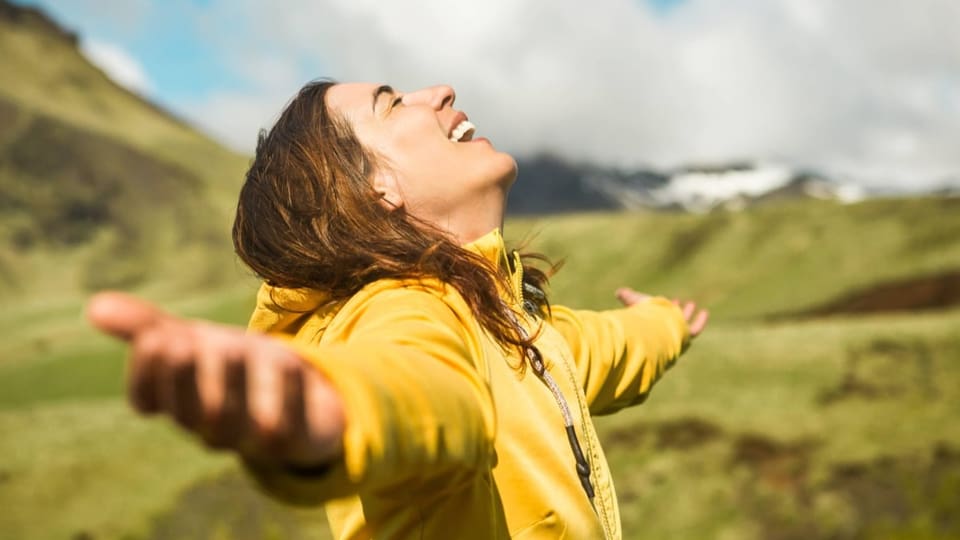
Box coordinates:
[18,0,960,190]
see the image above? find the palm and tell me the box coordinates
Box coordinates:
[86,292,344,468]
[616,287,709,337]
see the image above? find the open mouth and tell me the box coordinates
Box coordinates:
[449,119,476,142]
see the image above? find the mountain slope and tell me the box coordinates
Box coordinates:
[508,156,880,215]
[0,1,249,297]
[0,1,245,200]
[509,196,960,320]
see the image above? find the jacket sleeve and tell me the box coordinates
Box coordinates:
[243,285,495,505]
[548,297,690,416]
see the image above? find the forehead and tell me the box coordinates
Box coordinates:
[325,82,382,125]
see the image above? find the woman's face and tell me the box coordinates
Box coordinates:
[325,82,517,240]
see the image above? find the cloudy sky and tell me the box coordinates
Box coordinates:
[19,0,960,189]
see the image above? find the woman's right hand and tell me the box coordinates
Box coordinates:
[616,287,709,337]
[86,292,345,469]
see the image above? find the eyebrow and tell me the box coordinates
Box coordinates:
[372,84,395,113]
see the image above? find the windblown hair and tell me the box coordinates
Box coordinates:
[232,79,554,356]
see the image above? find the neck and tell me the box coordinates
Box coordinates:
[448,185,508,245]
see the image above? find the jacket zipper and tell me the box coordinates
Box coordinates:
[507,251,614,540]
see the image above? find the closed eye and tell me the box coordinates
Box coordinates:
[391,96,403,110]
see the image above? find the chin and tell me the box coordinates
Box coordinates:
[493,151,518,188]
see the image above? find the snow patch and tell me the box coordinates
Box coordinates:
[651,164,794,212]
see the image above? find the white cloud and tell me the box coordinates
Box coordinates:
[80,39,152,94]
[185,0,960,188]
[182,91,286,152]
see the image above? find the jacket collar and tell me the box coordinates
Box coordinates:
[464,227,508,267]
[465,227,524,304]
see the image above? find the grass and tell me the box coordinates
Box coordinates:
[0,401,228,539]
[0,200,958,538]
[2,306,957,538]
[508,197,960,319]
[0,276,258,409]
[599,310,960,539]
[0,398,337,540]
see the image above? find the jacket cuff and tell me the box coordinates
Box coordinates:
[242,455,352,507]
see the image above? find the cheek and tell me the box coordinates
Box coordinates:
[381,125,447,171]
[399,167,456,207]
[387,134,456,182]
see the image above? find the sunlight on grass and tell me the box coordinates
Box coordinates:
[2,196,959,537]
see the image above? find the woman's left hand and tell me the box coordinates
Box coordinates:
[616,287,709,337]
[85,292,345,468]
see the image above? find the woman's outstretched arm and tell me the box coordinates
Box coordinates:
[548,287,708,416]
[87,286,496,505]
[86,292,346,470]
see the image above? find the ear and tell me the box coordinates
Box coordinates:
[372,169,404,211]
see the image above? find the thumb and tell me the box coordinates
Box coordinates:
[86,291,172,341]
[616,287,650,306]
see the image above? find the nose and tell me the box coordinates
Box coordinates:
[402,85,456,110]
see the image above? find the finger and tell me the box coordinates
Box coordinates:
[86,292,173,342]
[203,347,249,450]
[194,326,227,426]
[682,301,696,321]
[158,330,203,430]
[616,287,650,306]
[280,363,313,464]
[129,327,166,414]
[244,340,290,456]
[301,367,346,462]
[689,309,709,337]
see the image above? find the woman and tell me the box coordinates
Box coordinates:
[88,80,708,539]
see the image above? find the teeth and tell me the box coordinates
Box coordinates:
[449,120,476,142]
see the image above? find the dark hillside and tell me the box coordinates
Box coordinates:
[509,154,619,214]
[0,1,247,295]
[0,96,210,250]
[0,0,196,134]
[0,0,77,44]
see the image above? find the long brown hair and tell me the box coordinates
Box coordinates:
[232,79,553,356]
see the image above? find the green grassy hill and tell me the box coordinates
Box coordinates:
[0,0,250,302]
[2,200,958,539]
[509,196,960,319]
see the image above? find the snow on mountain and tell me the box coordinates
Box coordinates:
[510,156,948,215]
[586,162,870,213]
[651,164,794,212]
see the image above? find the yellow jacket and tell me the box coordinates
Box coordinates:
[245,228,690,539]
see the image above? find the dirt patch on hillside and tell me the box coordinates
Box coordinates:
[818,339,938,405]
[731,434,819,495]
[606,418,960,539]
[601,416,724,451]
[733,440,960,540]
[785,269,960,318]
[657,417,724,450]
[824,443,960,534]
